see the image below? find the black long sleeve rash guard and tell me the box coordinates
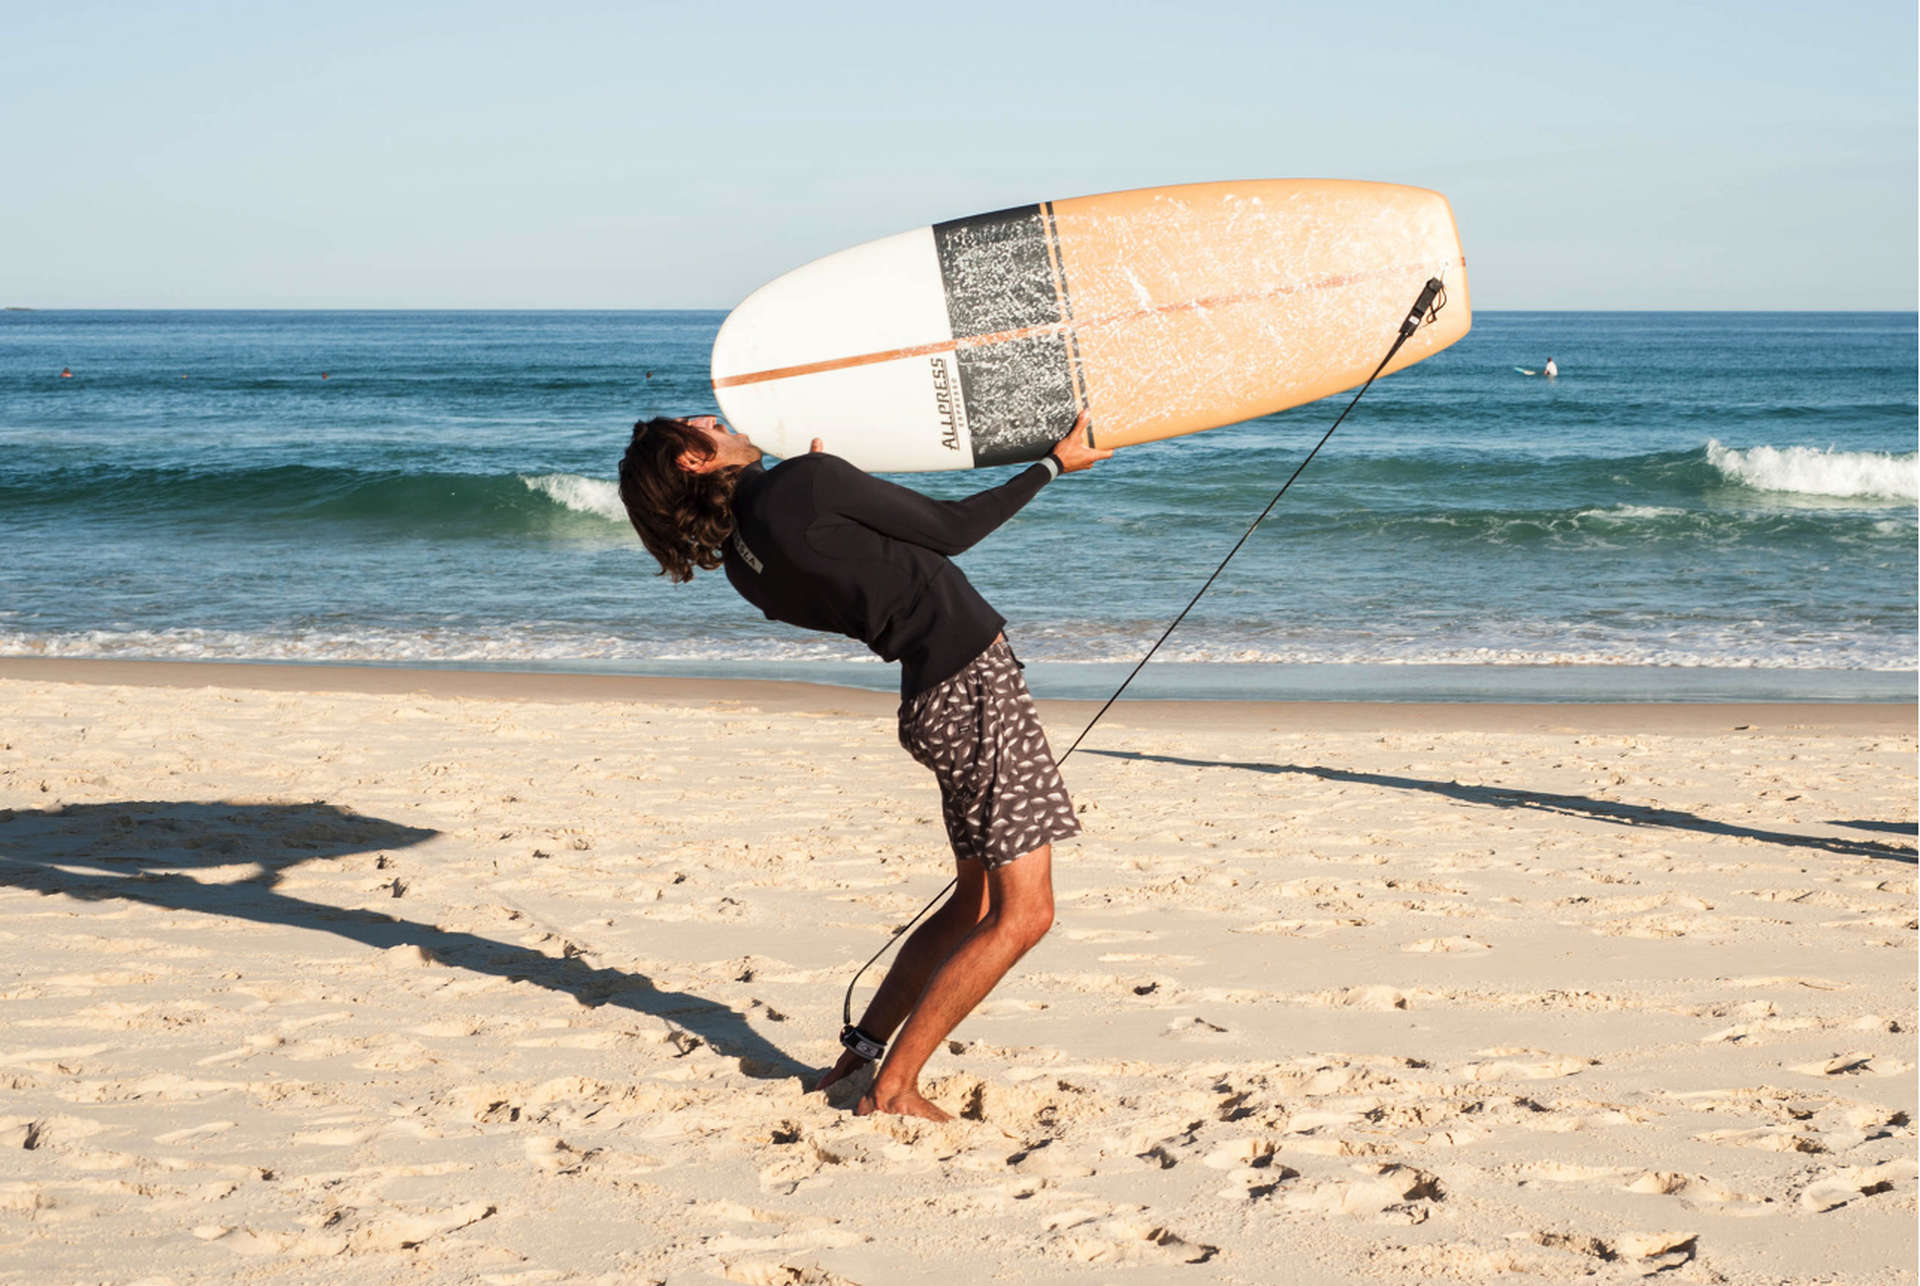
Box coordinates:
[721,453,1055,697]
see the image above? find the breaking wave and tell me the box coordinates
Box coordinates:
[1705,439,1917,501]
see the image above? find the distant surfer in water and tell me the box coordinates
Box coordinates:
[619,413,1110,1120]
[1544,356,1558,378]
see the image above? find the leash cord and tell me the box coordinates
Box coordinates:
[840,277,1449,1031]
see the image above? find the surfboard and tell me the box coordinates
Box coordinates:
[711,179,1471,472]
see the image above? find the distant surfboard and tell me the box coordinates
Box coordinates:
[711,180,1471,472]
[1515,366,1538,375]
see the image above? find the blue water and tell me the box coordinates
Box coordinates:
[1,310,1914,700]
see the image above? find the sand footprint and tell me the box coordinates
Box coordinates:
[1283,1162,1445,1222]
[1693,1126,1824,1153]
[152,1119,238,1145]
[757,1117,862,1194]
[1799,1159,1919,1212]
[1043,1203,1219,1265]
[195,1198,496,1258]
[1062,927,1156,944]
[1529,1229,1698,1270]
[700,1201,866,1257]
[1510,1160,1625,1185]
[1202,1137,1301,1199]
[1701,1016,1819,1044]
[1294,985,1413,1011]
[1163,1016,1231,1042]
[1231,917,1370,937]
[524,1134,665,1177]
[1790,1052,1913,1078]
[718,1260,859,1286]
[1459,1049,1597,1081]
[0,1042,116,1073]
[1006,1137,1097,1178]
[1402,935,1490,953]
[0,1114,108,1150]
[1624,1170,1771,1215]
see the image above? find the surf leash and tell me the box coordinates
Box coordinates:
[838,277,1450,1064]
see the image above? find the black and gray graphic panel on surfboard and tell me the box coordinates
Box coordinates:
[931,205,1081,466]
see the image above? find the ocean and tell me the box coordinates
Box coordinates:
[1,310,1914,701]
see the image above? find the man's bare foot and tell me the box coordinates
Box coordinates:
[854,1087,952,1122]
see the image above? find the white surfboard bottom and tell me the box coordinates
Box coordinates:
[720,349,978,470]
[713,228,980,471]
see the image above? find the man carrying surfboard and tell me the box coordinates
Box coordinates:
[619,412,1110,1120]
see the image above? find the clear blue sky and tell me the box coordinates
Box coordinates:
[4,1,1913,309]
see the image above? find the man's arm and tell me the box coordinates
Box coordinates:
[818,458,1052,557]
[818,412,1111,556]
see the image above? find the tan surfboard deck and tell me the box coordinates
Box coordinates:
[711,179,1470,472]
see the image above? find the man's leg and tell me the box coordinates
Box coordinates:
[814,861,990,1092]
[857,842,1054,1121]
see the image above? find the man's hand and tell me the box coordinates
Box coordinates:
[810,438,824,453]
[813,1048,868,1093]
[1048,410,1113,473]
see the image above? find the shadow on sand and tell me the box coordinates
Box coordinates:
[0,799,810,1079]
[1083,750,1918,865]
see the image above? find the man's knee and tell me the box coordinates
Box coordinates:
[985,842,1054,946]
[988,901,1051,949]
[996,886,1053,947]
[1019,900,1054,946]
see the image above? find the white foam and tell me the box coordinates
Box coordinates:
[1705,440,1918,502]
[3,625,1910,673]
[1573,505,1687,521]
[0,626,881,668]
[520,473,628,522]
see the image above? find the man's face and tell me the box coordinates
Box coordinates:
[678,415,763,473]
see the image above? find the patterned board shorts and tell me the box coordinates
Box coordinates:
[897,638,1081,869]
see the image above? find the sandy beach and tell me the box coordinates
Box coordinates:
[1,659,1913,1284]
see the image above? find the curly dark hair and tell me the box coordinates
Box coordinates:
[618,417,743,583]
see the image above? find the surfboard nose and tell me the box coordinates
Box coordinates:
[1434,191,1473,338]
[1379,188,1471,380]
